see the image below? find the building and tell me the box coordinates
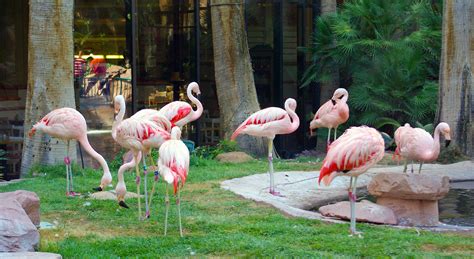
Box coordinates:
[0,0,327,179]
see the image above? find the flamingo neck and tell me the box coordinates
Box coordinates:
[78,135,111,178]
[341,94,349,103]
[430,125,442,160]
[187,83,203,121]
[112,100,126,140]
[285,104,300,133]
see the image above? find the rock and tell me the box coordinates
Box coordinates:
[0,252,62,258]
[90,190,143,200]
[319,200,397,225]
[216,152,253,163]
[0,199,40,252]
[367,172,450,200]
[0,191,40,227]
[368,172,450,226]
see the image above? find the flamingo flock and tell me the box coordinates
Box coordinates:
[30,84,451,237]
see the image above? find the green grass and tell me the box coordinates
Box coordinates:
[1,156,474,257]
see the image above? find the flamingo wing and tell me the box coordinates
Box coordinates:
[133,109,172,132]
[318,126,385,186]
[231,107,287,140]
[158,139,190,193]
[314,99,335,120]
[159,102,192,125]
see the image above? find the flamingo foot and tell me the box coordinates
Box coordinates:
[349,230,363,238]
[145,210,150,219]
[66,191,81,197]
[269,190,285,197]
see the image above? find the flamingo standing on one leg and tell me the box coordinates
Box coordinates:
[112,95,172,216]
[394,122,451,173]
[231,98,300,196]
[158,127,189,237]
[29,108,112,196]
[309,88,349,149]
[318,126,385,237]
[158,82,203,127]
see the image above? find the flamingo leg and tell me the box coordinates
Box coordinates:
[268,139,281,196]
[65,140,70,196]
[411,161,414,173]
[164,184,170,236]
[134,153,142,220]
[327,128,332,151]
[418,162,423,174]
[142,155,150,219]
[403,159,408,173]
[349,176,362,237]
[334,126,338,142]
[148,153,160,210]
[177,187,183,237]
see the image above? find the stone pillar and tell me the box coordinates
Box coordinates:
[368,173,450,226]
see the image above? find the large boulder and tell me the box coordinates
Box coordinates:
[0,191,40,226]
[368,172,450,226]
[216,152,253,163]
[368,173,449,200]
[319,200,397,225]
[0,199,40,252]
[0,252,61,258]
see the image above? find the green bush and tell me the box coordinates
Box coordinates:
[302,0,442,133]
[193,140,239,160]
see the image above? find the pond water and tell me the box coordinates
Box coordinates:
[439,181,474,227]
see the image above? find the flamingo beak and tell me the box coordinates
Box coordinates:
[93,186,103,192]
[118,201,129,209]
[445,140,451,147]
[331,99,336,105]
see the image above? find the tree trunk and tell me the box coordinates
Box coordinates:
[436,0,473,157]
[316,0,340,152]
[21,0,76,175]
[210,0,265,155]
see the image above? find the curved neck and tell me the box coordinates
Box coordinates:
[78,136,111,176]
[112,100,126,140]
[285,104,300,133]
[431,126,442,158]
[187,84,203,121]
[118,151,141,184]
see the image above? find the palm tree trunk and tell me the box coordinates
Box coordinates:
[436,0,474,157]
[21,0,76,175]
[210,0,265,155]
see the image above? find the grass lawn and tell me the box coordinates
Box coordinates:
[1,156,474,257]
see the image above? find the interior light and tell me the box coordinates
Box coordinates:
[106,55,125,59]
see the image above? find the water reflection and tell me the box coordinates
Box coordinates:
[439,181,474,227]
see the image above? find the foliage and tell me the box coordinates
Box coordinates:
[2,161,474,257]
[193,140,239,160]
[303,0,442,132]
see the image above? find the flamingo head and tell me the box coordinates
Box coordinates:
[332,88,349,102]
[438,122,451,147]
[189,82,201,96]
[284,98,297,111]
[171,126,182,140]
[114,95,125,119]
[116,188,129,208]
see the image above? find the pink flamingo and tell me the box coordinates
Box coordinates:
[29,108,112,196]
[158,127,189,237]
[394,122,451,173]
[231,98,300,196]
[112,95,171,217]
[310,88,349,148]
[318,126,385,236]
[114,117,171,219]
[158,82,203,127]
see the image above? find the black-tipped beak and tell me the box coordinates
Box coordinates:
[119,201,129,208]
[113,112,118,120]
[93,186,103,192]
[331,99,336,105]
[445,140,451,147]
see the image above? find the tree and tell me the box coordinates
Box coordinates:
[21,0,76,175]
[436,0,473,157]
[303,0,442,135]
[210,0,265,155]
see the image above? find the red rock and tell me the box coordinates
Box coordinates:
[0,191,40,226]
[319,200,398,225]
[376,197,439,226]
[0,199,39,252]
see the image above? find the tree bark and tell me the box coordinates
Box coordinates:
[210,0,265,155]
[436,0,473,157]
[21,0,76,175]
[316,0,340,151]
